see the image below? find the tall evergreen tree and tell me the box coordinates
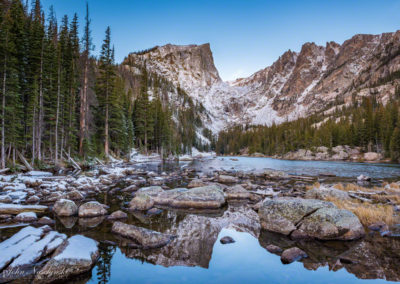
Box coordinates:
[95,26,115,156]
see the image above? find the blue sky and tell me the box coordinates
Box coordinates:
[41,0,400,81]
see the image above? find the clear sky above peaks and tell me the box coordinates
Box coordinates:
[42,0,400,81]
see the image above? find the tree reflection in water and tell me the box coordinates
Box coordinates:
[96,243,116,284]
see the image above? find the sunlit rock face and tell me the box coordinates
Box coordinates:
[122,31,400,133]
[121,205,260,268]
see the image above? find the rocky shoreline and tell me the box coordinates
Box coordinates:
[238,145,391,163]
[0,160,399,282]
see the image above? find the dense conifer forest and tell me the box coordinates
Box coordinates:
[0,0,204,170]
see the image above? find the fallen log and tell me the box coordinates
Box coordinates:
[63,149,81,171]
[16,150,33,171]
[0,168,10,174]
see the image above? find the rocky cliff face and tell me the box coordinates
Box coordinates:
[124,43,221,91]
[122,31,400,133]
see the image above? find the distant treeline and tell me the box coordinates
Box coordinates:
[216,94,400,162]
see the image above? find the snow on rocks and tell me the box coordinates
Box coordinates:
[0,231,66,281]
[179,148,216,161]
[0,225,51,271]
[0,195,12,203]
[24,171,53,177]
[130,148,161,163]
[357,174,371,182]
[34,235,99,283]
[14,212,37,223]
[0,204,47,214]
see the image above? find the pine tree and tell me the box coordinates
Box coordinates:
[79,2,92,156]
[95,26,115,156]
[133,68,154,153]
[390,127,400,162]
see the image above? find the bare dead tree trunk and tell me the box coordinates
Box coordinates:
[104,80,109,156]
[1,49,7,169]
[79,60,88,156]
[55,63,61,164]
[38,37,44,161]
[32,103,36,166]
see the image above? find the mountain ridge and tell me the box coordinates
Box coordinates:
[122,30,400,133]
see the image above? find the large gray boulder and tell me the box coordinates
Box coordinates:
[53,199,78,217]
[111,221,174,248]
[78,201,107,217]
[258,198,364,240]
[305,185,350,201]
[34,235,99,283]
[135,185,225,209]
[156,185,225,209]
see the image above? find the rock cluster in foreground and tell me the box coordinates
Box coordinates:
[0,226,98,283]
[258,197,365,240]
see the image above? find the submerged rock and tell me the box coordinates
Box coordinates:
[108,210,128,220]
[112,221,174,248]
[53,199,78,217]
[34,235,99,283]
[281,247,307,264]
[220,236,235,244]
[78,201,108,217]
[258,198,364,240]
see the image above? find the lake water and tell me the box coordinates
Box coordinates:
[88,228,399,284]
[189,156,400,179]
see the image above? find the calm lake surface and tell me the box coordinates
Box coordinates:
[189,156,400,179]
